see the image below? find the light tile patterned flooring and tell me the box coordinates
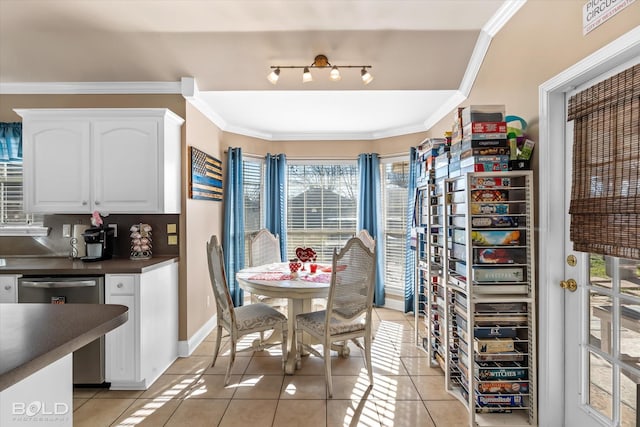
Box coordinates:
[73,308,469,426]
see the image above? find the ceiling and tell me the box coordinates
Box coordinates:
[0,0,525,140]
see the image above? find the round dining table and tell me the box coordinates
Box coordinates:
[236,262,332,374]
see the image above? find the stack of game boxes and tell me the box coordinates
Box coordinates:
[417,137,448,186]
[450,105,510,174]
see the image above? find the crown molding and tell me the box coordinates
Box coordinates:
[0,81,181,94]
[483,0,526,37]
[423,91,467,130]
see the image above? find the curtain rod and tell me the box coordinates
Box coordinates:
[223,151,410,161]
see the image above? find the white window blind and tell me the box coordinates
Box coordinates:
[382,159,410,292]
[287,163,358,263]
[243,159,263,261]
[0,161,42,226]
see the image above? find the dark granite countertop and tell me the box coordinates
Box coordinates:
[0,303,128,391]
[0,256,178,276]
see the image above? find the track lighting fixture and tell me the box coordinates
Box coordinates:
[267,68,280,85]
[267,54,372,85]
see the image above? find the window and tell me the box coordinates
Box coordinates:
[381,158,410,293]
[0,161,43,230]
[243,159,263,261]
[287,163,358,262]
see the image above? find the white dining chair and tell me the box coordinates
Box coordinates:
[355,229,376,252]
[207,235,288,385]
[249,229,288,314]
[295,237,376,397]
[250,229,281,267]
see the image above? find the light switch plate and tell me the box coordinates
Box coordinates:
[168,235,178,245]
[62,224,71,238]
[167,223,177,234]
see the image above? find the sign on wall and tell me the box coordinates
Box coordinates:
[189,146,223,201]
[583,0,636,35]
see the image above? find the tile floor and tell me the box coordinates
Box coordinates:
[73,307,469,427]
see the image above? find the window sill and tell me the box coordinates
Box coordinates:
[0,226,50,237]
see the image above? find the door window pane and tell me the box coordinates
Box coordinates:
[620,302,640,367]
[591,254,612,290]
[590,291,613,354]
[589,351,613,421]
[620,369,638,427]
[620,258,640,298]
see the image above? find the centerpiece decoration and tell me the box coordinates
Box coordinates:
[295,247,317,273]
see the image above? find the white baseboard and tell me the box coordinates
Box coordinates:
[177,315,217,357]
[382,298,404,312]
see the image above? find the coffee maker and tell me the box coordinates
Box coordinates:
[81,227,115,261]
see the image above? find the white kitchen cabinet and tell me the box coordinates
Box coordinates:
[104,261,178,390]
[0,275,20,303]
[16,109,184,214]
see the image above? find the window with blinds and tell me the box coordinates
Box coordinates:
[286,163,358,263]
[243,159,263,261]
[382,159,410,292]
[567,63,640,259]
[0,161,42,226]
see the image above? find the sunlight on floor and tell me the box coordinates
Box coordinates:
[113,375,200,426]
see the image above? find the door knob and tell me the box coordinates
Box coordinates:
[560,278,577,292]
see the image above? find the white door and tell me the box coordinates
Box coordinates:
[536,27,640,427]
[563,58,640,427]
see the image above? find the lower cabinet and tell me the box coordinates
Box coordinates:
[0,275,20,303]
[105,262,178,390]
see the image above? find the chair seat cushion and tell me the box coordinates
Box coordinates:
[296,310,365,336]
[235,303,287,332]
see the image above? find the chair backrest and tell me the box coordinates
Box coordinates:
[326,237,376,325]
[250,229,282,267]
[206,235,236,330]
[355,229,375,252]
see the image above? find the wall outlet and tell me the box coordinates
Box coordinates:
[168,235,178,245]
[62,224,71,238]
[167,223,177,234]
[108,223,117,237]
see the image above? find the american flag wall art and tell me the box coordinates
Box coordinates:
[189,146,223,201]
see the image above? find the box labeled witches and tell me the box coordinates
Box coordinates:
[475,361,529,381]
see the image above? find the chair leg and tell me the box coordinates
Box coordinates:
[280,324,288,370]
[365,334,373,387]
[212,325,223,367]
[295,324,302,369]
[225,336,236,386]
[324,343,333,398]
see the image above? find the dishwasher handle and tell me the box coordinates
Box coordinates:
[20,280,98,289]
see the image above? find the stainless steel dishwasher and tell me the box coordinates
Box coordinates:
[18,276,105,385]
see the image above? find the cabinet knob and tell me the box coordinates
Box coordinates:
[3,285,10,291]
[117,283,123,288]
[82,201,88,206]
[95,201,100,205]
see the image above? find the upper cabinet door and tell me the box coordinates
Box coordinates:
[92,120,160,213]
[23,120,91,213]
[17,108,183,214]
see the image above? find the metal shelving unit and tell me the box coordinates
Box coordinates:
[442,171,537,427]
